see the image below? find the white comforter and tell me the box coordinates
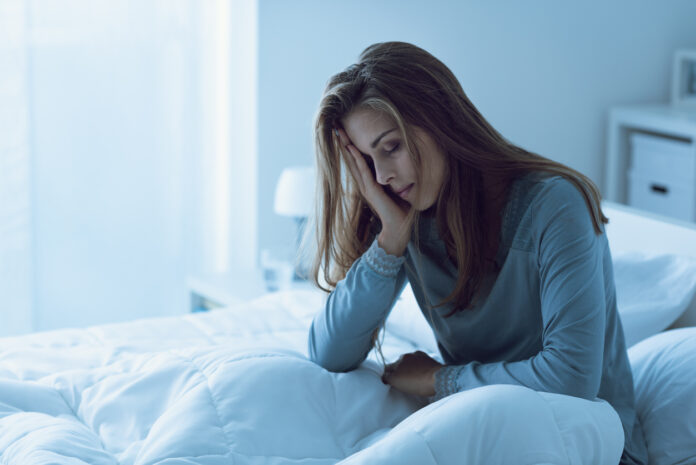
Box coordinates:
[0,290,624,465]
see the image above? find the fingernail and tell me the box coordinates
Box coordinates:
[334,128,339,137]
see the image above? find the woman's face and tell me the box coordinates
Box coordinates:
[341,107,446,211]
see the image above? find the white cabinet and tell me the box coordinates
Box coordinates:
[186,271,267,312]
[605,104,696,222]
[627,133,696,222]
[186,270,314,312]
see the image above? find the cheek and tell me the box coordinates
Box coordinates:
[428,154,447,191]
[418,163,446,206]
[431,165,446,193]
[421,163,438,190]
[400,155,418,181]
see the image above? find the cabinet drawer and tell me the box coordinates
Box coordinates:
[630,133,695,184]
[628,171,696,222]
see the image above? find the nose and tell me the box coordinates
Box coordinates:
[373,159,395,185]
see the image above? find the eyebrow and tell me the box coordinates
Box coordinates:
[371,128,397,149]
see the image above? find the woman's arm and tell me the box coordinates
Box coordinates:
[308,238,408,372]
[432,180,607,400]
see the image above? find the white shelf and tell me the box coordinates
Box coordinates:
[604,104,696,216]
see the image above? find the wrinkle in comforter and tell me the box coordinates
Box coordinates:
[0,291,624,464]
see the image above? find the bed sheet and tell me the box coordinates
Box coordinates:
[0,290,624,465]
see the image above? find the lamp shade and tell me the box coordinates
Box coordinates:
[274,166,315,217]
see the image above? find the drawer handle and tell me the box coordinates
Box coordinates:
[650,184,669,195]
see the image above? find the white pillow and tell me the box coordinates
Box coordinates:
[613,253,696,347]
[628,327,696,465]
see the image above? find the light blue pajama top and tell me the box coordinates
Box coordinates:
[308,172,648,465]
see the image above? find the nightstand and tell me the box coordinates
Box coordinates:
[186,270,268,312]
[186,270,316,312]
[605,104,696,222]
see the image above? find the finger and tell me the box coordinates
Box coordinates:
[345,144,376,187]
[340,144,365,192]
[336,129,371,180]
[382,366,397,385]
[336,127,350,147]
[381,366,391,384]
[384,361,398,374]
[336,128,378,192]
[334,130,364,189]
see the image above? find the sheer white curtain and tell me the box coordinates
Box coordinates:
[0,0,34,336]
[0,0,257,336]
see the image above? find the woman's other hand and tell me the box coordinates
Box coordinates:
[335,127,412,256]
[381,350,443,397]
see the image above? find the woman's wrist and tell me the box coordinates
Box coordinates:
[364,237,406,278]
[377,229,409,257]
[427,365,441,397]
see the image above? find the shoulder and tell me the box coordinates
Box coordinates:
[531,175,588,214]
[502,173,600,250]
[505,172,589,220]
[526,175,602,250]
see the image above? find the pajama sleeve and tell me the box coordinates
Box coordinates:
[433,179,607,401]
[308,238,408,372]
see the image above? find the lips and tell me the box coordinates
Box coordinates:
[395,183,414,199]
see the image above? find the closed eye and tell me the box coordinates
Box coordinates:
[384,142,400,155]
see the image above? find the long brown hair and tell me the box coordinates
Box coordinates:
[309,41,607,316]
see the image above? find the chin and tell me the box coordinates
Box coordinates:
[413,197,438,212]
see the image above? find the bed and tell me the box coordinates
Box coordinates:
[1,201,695,465]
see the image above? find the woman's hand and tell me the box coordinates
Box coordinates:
[381,350,443,397]
[335,127,412,257]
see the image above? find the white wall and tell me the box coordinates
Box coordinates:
[257,0,696,255]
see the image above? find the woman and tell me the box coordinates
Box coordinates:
[306,41,647,465]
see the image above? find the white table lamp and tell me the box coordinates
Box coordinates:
[274,166,315,218]
[273,166,315,279]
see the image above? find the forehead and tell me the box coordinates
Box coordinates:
[341,107,396,152]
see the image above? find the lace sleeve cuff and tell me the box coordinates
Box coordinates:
[431,365,463,402]
[363,237,406,278]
